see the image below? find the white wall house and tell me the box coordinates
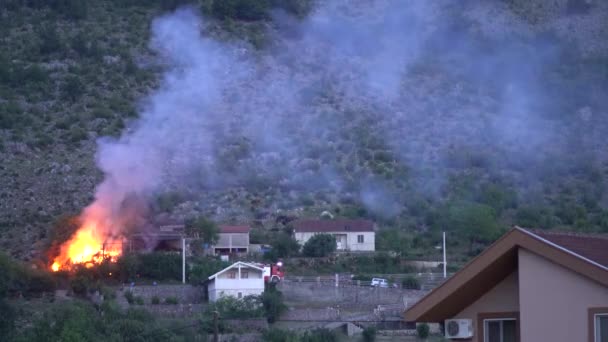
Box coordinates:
[293,219,376,252]
[207,261,264,302]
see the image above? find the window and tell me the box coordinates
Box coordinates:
[241,270,249,279]
[484,319,517,342]
[237,292,242,299]
[596,314,608,342]
[228,271,236,279]
[590,308,608,342]
[357,235,364,243]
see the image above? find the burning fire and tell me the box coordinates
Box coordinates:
[51,205,124,272]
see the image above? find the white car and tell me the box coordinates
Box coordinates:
[370,278,389,288]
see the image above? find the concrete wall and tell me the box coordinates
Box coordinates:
[452,271,519,342]
[117,285,204,304]
[294,231,375,251]
[518,249,608,342]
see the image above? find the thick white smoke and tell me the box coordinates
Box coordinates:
[86,1,607,227]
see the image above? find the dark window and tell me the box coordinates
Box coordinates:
[357,235,364,243]
[238,292,242,299]
[241,270,248,279]
[228,271,236,279]
[597,315,608,342]
[485,319,516,342]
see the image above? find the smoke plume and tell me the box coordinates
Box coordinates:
[89,0,608,226]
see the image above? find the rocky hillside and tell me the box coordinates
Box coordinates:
[1,0,608,260]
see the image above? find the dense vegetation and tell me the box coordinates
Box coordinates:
[0,0,607,270]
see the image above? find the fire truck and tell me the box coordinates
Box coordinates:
[258,261,284,283]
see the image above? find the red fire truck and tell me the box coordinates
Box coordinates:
[259,261,284,283]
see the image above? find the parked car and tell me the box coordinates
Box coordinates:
[371,278,389,288]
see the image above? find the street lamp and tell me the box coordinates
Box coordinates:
[434,232,447,279]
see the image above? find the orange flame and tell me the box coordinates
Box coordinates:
[51,206,123,272]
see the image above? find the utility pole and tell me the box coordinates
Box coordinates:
[182,237,186,284]
[213,310,219,342]
[443,231,447,279]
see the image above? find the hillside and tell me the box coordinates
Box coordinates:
[1,0,608,261]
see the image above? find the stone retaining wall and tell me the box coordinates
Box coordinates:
[116,284,204,304]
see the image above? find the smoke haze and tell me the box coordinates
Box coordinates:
[88,0,608,226]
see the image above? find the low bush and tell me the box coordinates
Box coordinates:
[302,234,336,257]
[151,296,160,305]
[124,290,135,304]
[402,276,421,290]
[362,326,377,342]
[164,296,178,305]
[417,323,430,339]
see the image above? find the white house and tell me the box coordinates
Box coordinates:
[292,219,376,252]
[207,261,265,302]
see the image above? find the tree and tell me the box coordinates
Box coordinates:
[261,285,286,323]
[186,216,219,244]
[302,234,336,257]
[401,276,421,290]
[188,258,229,285]
[269,233,300,259]
[362,326,377,342]
[210,0,270,21]
[62,76,85,102]
[442,201,501,251]
[417,323,430,339]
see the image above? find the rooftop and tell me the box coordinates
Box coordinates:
[293,219,375,233]
[219,225,251,234]
[530,229,608,268]
[403,227,608,322]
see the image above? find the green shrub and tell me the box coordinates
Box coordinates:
[69,126,88,143]
[261,286,286,323]
[302,234,336,257]
[417,323,430,339]
[70,276,89,296]
[301,328,338,342]
[100,286,116,300]
[124,290,135,304]
[262,328,299,342]
[352,274,372,282]
[362,326,377,342]
[268,233,300,259]
[138,252,182,281]
[164,296,178,305]
[402,276,421,290]
[188,258,229,285]
[151,296,160,305]
[134,296,144,305]
[62,76,85,102]
[210,0,270,21]
[37,24,62,55]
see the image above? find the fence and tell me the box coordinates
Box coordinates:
[283,272,451,290]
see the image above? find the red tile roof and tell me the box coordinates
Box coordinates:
[293,219,375,233]
[219,225,250,234]
[529,230,608,268]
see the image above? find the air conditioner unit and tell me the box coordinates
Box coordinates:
[444,319,473,339]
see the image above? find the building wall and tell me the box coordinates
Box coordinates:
[518,249,608,342]
[294,231,375,251]
[215,233,249,249]
[452,271,519,342]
